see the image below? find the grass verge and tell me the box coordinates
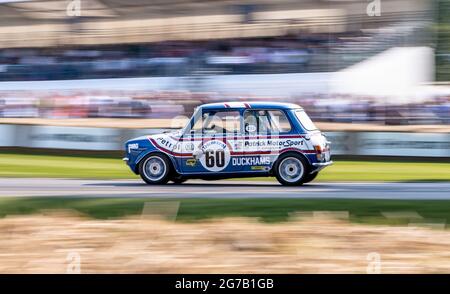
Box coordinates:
[0,197,449,226]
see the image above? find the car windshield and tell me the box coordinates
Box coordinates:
[295,110,317,131]
[182,107,200,134]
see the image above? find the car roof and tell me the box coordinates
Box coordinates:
[199,101,302,110]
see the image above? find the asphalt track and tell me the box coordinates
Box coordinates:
[0,178,449,200]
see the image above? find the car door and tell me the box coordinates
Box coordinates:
[241,109,293,172]
[179,109,242,174]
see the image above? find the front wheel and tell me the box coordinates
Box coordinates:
[139,153,171,185]
[274,153,309,186]
[303,172,319,184]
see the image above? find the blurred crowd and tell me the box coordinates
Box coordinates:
[0,34,352,81]
[297,94,450,125]
[0,21,425,82]
[0,21,446,125]
[0,90,448,125]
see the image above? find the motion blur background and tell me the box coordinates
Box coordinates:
[0,0,448,124]
[1,0,450,274]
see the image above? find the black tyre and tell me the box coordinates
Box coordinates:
[303,172,319,184]
[274,153,310,186]
[171,177,187,184]
[139,153,171,185]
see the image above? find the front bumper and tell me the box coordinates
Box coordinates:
[310,160,333,173]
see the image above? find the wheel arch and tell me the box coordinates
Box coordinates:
[134,150,178,175]
[270,150,312,173]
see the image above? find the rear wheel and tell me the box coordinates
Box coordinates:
[274,153,309,186]
[303,172,319,184]
[139,153,171,185]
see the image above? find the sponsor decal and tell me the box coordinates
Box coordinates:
[233,140,244,150]
[128,143,139,153]
[185,143,195,151]
[251,166,270,171]
[151,134,311,159]
[232,156,271,166]
[186,158,197,167]
[156,136,174,149]
[244,139,304,148]
[174,142,195,153]
[245,124,257,132]
[173,143,181,152]
[199,140,231,172]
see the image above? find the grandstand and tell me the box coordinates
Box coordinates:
[0,0,434,81]
[0,0,432,46]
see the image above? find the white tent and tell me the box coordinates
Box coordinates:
[331,47,435,103]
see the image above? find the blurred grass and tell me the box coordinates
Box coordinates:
[0,197,449,226]
[0,153,125,179]
[0,152,449,182]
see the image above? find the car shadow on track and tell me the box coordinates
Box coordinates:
[84,182,280,188]
[83,181,328,188]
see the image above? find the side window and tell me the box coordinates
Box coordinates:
[191,110,241,135]
[268,110,292,133]
[244,110,291,134]
[244,110,268,134]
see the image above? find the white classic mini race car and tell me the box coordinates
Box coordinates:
[123,102,332,186]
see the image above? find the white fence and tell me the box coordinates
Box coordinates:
[324,132,450,157]
[1,124,449,157]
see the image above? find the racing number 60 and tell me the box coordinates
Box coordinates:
[205,150,225,168]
